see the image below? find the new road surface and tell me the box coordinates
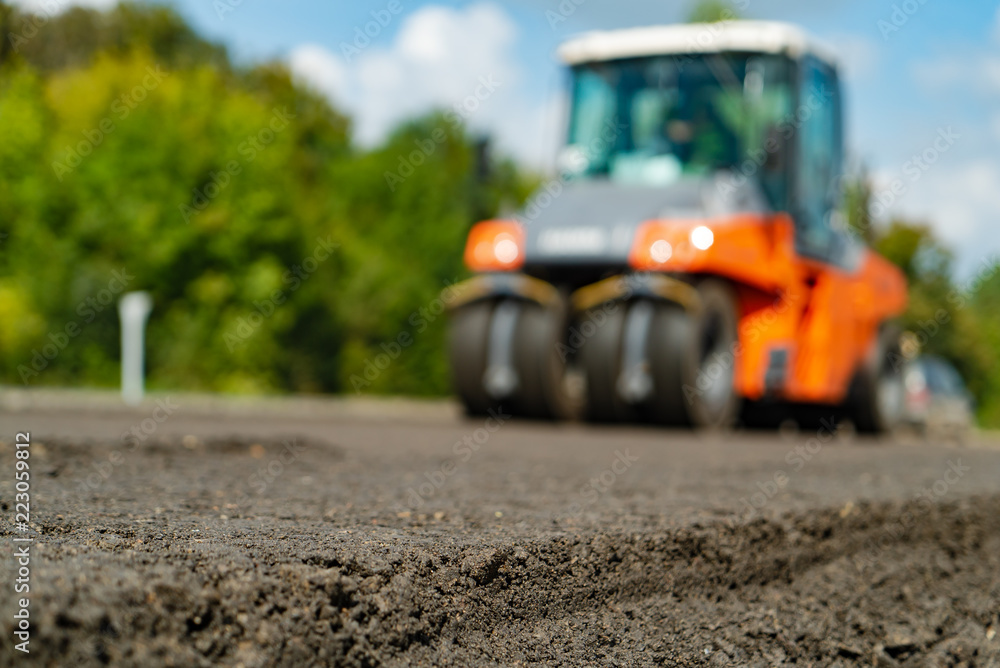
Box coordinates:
[1,390,998,666]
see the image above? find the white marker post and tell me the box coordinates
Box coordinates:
[118,291,153,406]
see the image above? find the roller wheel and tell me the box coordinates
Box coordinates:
[448,300,496,416]
[449,298,582,421]
[511,301,583,420]
[646,279,740,428]
[848,323,904,434]
[579,302,636,423]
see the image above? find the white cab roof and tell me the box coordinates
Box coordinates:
[558,21,837,69]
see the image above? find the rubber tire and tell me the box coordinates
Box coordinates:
[511,301,584,421]
[646,279,740,429]
[644,304,693,426]
[848,323,904,434]
[448,300,496,417]
[579,302,636,423]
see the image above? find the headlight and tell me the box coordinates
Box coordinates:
[465,220,525,272]
[649,239,673,263]
[690,226,714,251]
[493,237,520,264]
[628,221,678,269]
[630,222,718,270]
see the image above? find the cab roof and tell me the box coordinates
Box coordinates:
[557,21,838,70]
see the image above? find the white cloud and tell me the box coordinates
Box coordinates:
[910,57,965,90]
[824,33,881,81]
[6,0,117,14]
[287,45,350,108]
[883,159,1000,276]
[288,2,559,168]
[899,25,1000,275]
[912,53,1000,97]
[990,114,1000,143]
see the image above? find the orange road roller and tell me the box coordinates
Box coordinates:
[447,21,908,432]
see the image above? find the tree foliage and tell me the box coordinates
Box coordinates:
[839,168,1000,426]
[0,1,533,395]
[686,0,742,23]
[862,197,1000,425]
[842,168,875,243]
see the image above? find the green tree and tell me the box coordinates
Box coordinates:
[0,2,532,396]
[686,0,741,23]
[841,168,875,243]
[968,269,1000,425]
[1,2,229,72]
[874,220,998,421]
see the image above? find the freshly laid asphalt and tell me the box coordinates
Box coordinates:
[1,390,998,666]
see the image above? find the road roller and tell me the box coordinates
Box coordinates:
[446,21,908,431]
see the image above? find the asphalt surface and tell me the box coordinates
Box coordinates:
[1,391,999,666]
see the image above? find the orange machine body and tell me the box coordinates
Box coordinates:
[628,213,908,404]
[463,212,907,407]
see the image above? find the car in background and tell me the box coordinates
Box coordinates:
[903,356,975,438]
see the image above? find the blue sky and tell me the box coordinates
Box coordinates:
[14,0,1000,275]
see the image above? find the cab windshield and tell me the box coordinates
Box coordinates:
[564,53,793,198]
